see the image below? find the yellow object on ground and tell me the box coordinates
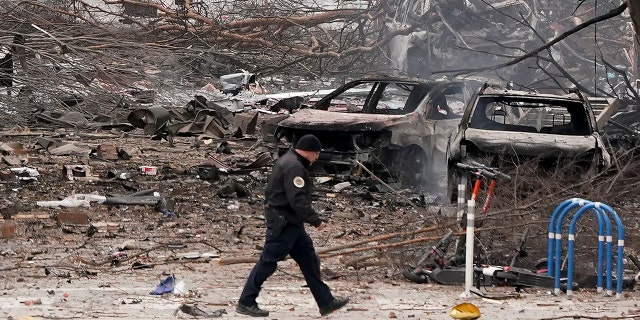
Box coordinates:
[450,302,481,319]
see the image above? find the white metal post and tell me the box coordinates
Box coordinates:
[461,199,475,298]
[456,175,467,222]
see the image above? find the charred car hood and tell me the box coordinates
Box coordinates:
[278,109,408,131]
[463,128,598,157]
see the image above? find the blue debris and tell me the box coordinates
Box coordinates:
[150,274,175,295]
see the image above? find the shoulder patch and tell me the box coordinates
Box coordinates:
[293,176,305,188]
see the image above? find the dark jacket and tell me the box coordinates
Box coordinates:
[265,150,322,228]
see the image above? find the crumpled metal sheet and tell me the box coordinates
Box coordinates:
[238,152,272,170]
[49,144,91,156]
[206,155,232,172]
[233,110,258,135]
[33,111,85,128]
[123,95,259,139]
[196,109,230,136]
[127,106,171,135]
[195,104,232,127]
[167,109,232,138]
[219,70,255,94]
[36,137,60,150]
[202,115,229,137]
[33,108,135,131]
[59,111,89,124]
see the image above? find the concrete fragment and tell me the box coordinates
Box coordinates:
[333,182,352,193]
[49,144,91,156]
[2,155,24,166]
[63,165,92,181]
[10,167,39,181]
[0,142,24,154]
[37,193,108,207]
[96,143,119,160]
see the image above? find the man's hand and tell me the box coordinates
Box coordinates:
[316,221,326,231]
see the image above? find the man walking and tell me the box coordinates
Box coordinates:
[237,134,349,317]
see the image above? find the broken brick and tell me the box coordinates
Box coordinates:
[56,211,89,225]
[0,221,16,238]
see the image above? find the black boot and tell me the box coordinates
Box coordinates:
[236,302,269,317]
[319,296,349,316]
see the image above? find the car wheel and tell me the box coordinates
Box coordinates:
[571,149,601,178]
[586,149,602,176]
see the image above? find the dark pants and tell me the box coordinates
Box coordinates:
[239,224,334,308]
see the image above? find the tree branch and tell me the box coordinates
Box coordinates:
[435,2,628,76]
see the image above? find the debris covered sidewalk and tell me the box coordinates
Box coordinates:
[2,258,640,320]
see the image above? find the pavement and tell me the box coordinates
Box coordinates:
[2,258,640,320]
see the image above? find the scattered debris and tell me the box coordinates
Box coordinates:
[10,167,39,181]
[63,165,94,181]
[219,69,259,95]
[139,166,158,176]
[178,304,227,318]
[150,275,176,295]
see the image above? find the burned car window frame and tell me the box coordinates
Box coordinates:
[316,80,432,115]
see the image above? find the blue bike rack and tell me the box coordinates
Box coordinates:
[547,198,625,298]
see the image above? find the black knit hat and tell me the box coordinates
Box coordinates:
[295,134,322,151]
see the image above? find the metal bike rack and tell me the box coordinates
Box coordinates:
[547,198,625,298]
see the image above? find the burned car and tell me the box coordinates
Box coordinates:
[447,85,611,181]
[272,76,471,196]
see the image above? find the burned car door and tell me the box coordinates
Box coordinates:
[400,82,467,197]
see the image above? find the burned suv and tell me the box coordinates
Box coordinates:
[447,85,611,178]
[273,76,471,195]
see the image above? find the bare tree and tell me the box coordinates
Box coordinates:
[418,0,635,100]
[0,0,637,127]
[0,1,385,124]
